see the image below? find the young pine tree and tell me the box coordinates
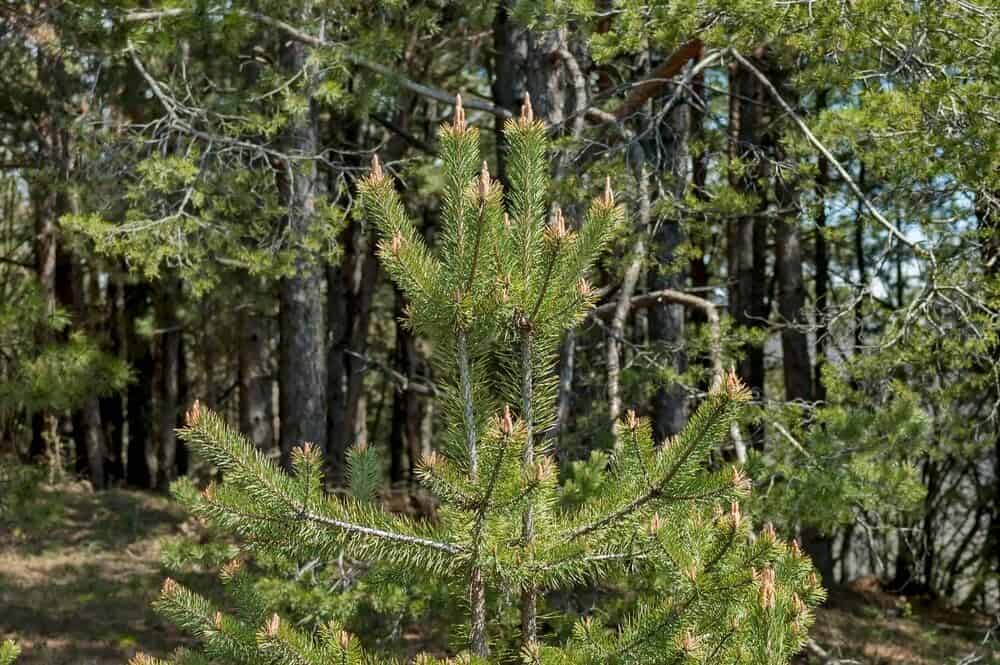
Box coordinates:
[135,96,824,665]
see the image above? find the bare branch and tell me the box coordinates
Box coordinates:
[729,49,935,265]
[122,8,512,119]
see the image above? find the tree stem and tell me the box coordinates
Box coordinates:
[520,329,537,646]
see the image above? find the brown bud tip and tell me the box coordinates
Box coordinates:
[545,206,569,242]
[731,466,752,494]
[500,404,515,436]
[202,481,216,500]
[453,94,467,132]
[299,441,316,458]
[624,409,639,431]
[729,500,742,528]
[338,630,351,650]
[520,92,534,124]
[421,450,441,469]
[370,153,384,182]
[478,161,491,199]
[265,614,281,638]
[503,212,511,230]
[185,400,202,426]
[724,370,752,401]
[762,522,777,542]
[791,538,803,557]
[533,456,555,483]
[647,513,663,535]
[757,567,776,610]
[792,593,806,614]
[221,559,244,578]
[602,176,615,207]
[213,611,223,629]
[678,630,699,653]
[389,231,403,255]
[577,277,593,299]
[161,577,178,596]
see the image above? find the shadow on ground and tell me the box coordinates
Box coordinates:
[0,483,213,665]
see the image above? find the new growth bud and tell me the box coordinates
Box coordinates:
[185,399,202,426]
[389,231,403,256]
[761,522,777,542]
[453,94,467,132]
[213,611,223,629]
[729,500,742,528]
[520,92,534,124]
[577,277,593,299]
[757,567,776,610]
[545,206,570,244]
[724,370,752,401]
[161,577,178,596]
[648,512,663,536]
[731,465,752,494]
[265,614,281,638]
[338,630,352,650]
[601,176,615,207]
[369,153,384,182]
[478,161,491,200]
[624,409,639,432]
[499,404,515,437]
[678,630,699,654]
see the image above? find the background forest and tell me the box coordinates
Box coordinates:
[1,0,999,663]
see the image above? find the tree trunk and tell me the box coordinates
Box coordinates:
[327,223,378,482]
[727,56,768,451]
[389,289,409,485]
[774,132,833,584]
[277,17,327,467]
[239,296,275,451]
[101,269,126,482]
[813,91,830,405]
[649,88,690,442]
[125,280,155,489]
[156,276,181,489]
[491,0,527,185]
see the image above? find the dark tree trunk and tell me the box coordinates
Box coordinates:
[125,280,155,489]
[239,296,275,451]
[326,224,378,482]
[101,270,126,482]
[649,96,690,441]
[727,57,768,451]
[774,125,834,583]
[491,0,527,184]
[156,276,181,489]
[28,132,60,463]
[277,21,327,467]
[813,92,830,405]
[389,290,408,485]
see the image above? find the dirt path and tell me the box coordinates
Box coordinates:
[0,483,194,665]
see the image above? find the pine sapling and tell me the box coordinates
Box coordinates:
[134,94,824,665]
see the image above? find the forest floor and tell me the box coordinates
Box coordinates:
[1,482,998,665]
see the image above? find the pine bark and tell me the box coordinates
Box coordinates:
[277,16,327,467]
[327,223,378,481]
[238,296,275,451]
[155,276,181,489]
[649,90,690,441]
[727,56,768,451]
[125,280,155,489]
